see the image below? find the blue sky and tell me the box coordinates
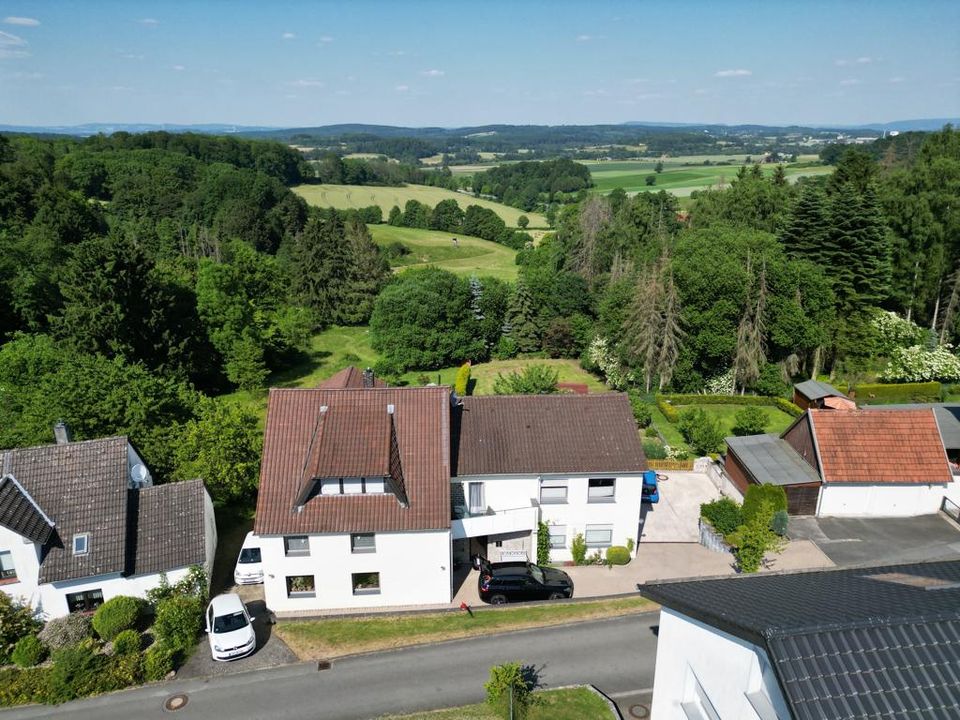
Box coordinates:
[2,0,958,127]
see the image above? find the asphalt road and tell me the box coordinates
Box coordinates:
[1,613,660,720]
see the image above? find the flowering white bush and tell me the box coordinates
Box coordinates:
[703,368,736,395]
[880,344,960,382]
[588,336,631,390]
[872,310,929,355]
[663,444,690,460]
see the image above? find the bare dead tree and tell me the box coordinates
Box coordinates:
[572,195,611,281]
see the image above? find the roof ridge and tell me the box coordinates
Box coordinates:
[764,609,960,639]
[2,435,128,454]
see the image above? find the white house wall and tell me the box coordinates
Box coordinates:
[818,481,960,517]
[37,566,195,619]
[0,524,42,610]
[651,607,791,720]
[260,530,451,614]
[455,474,644,563]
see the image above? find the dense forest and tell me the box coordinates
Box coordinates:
[1,125,958,506]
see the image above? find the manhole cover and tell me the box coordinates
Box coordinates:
[164,694,189,712]
[628,703,650,719]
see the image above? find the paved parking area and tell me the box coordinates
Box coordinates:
[639,471,724,542]
[177,584,297,679]
[788,514,960,567]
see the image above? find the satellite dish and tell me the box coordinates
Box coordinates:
[131,463,149,486]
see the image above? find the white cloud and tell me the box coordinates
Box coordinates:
[889,76,904,83]
[395,84,409,92]
[4,16,39,26]
[172,64,185,71]
[287,78,324,87]
[282,32,295,40]
[318,35,334,44]
[839,78,860,86]
[138,18,159,26]
[120,52,145,60]
[715,69,752,77]
[0,30,26,46]
[576,34,604,42]
[835,59,849,66]
[420,69,444,77]
[0,30,28,58]
[855,56,873,64]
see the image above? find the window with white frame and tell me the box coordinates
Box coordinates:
[539,479,568,504]
[352,572,381,595]
[286,575,316,598]
[284,536,310,556]
[587,478,616,502]
[351,533,376,553]
[548,526,567,549]
[72,533,89,556]
[0,551,16,581]
[468,482,485,514]
[319,477,387,495]
[584,524,613,547]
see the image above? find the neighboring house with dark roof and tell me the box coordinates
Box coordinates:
[724,407,960,517]
[0,427,216,619]
[639,560,960,720]
[253,386,647,614]
[792,380,851,410]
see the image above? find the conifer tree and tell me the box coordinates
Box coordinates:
[289,209,352,328]
[339,216,391,325]
[503,280,540,352]
[779,183,829,262]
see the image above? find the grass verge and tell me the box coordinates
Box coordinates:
[376,687,614,720]
[276,596,655,660]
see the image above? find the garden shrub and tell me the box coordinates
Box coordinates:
[11,635,47,668]
[38,613,93,651]
[854,381,941,404]
[880,346,960,383]
[644,425,659,438]
[727,501,784,574]
[700,498,744,536]
[93,596,144,641]
[732,406,768,436]
[0,594,41,663]
[485,661,536,720]
[111,630,142,656]
[774,397,803,417]
[627,390,653,428]
[771,509,789,536]
[47,642,115,704]
[570,533,587,566]
[742,484,787,523]
[454,361,471,396]
[606,546,631,566]
[536,521,550,566]
[657,393,803,419]
[626,537,635,554]
[642,439,667,460]
[677,407,724,455]
[144,643,177,682]
[153,595,203,651]
[105,650,143,687]
[0,667,51,707]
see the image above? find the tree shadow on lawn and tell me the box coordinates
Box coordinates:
[270,348,333,389]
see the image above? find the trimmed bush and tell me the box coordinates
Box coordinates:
[11,635,47,668]
[0,667,51,707]
[606,546,631,566]
[771,509,789,536]
[854,381,941,404]
[111,630,142,656]
[144,643,177,682]
[38,613,93,651]
[700,498,744,536]
[742,484,788,523]
[774,397,803,418]
[454,361,471,396]
[153,596,203,651]
[570,533,587,566]
[47,642,115,704]
[93,596,144,641]
[0,594,41,664]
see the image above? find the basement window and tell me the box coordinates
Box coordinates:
[72,533,89,556]
[352,572,381,595]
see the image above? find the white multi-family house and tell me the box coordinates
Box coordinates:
[451,394,648,565]
[0,425,217,619]
[253,368,648,615]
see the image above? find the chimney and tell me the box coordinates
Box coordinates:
[53,420,72,445]
[362,367,375,388]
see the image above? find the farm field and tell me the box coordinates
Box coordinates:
[369,225,519,281]
[293,183,546,227]
[583,160,834,196]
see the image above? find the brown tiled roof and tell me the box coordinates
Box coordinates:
[0,475,55,545]
[133,479,207,576]
[809,409,952,484]
[320,366,387,389]
[454,393,647,476]
[3,437,131,583]
[254,387,451,535]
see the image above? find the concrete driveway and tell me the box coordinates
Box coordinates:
[788,514,960,567]
[177,584,297,679]
[639,471,724,542]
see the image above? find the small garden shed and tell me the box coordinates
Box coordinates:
[724,434,821,515]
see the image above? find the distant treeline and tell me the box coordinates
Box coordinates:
[819,130,933,167]
[473,159,593,211]
[309,152,460,190]
[385,199,533,249]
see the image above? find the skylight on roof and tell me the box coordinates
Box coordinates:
[72,533,89,556]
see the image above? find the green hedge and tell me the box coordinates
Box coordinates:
[605,546,631,566]
[700,498,744,536]
[657,394,803,423]
[853,381,941,404]
[0,667,51,707]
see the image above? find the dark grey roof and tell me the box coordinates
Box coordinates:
[862,403,960,450]
[133,480,207,576]
[794,379,845,401]
[640,560,960,720]
[0,475,54,545]
[725,434,822,486]
[454,393,647,476]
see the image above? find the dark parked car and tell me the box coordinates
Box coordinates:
[478,561,574,604]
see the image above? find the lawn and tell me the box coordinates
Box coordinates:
[276,596,655,660]
[377,687,615,720]
[369,225,519,281]
[673,404,795,438]
[294,183,546,227]
[400,358,608,394]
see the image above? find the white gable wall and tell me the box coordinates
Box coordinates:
[0,524,43,610]
[651,607,791,720]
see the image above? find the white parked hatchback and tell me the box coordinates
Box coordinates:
[206,593,256,662]
[233,532,263,585]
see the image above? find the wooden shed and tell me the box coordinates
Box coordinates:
[724,434,822,515]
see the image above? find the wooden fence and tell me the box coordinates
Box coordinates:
[647,459,696,471]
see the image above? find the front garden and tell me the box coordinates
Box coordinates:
[700,485,789,573]
[0,567,209,707]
